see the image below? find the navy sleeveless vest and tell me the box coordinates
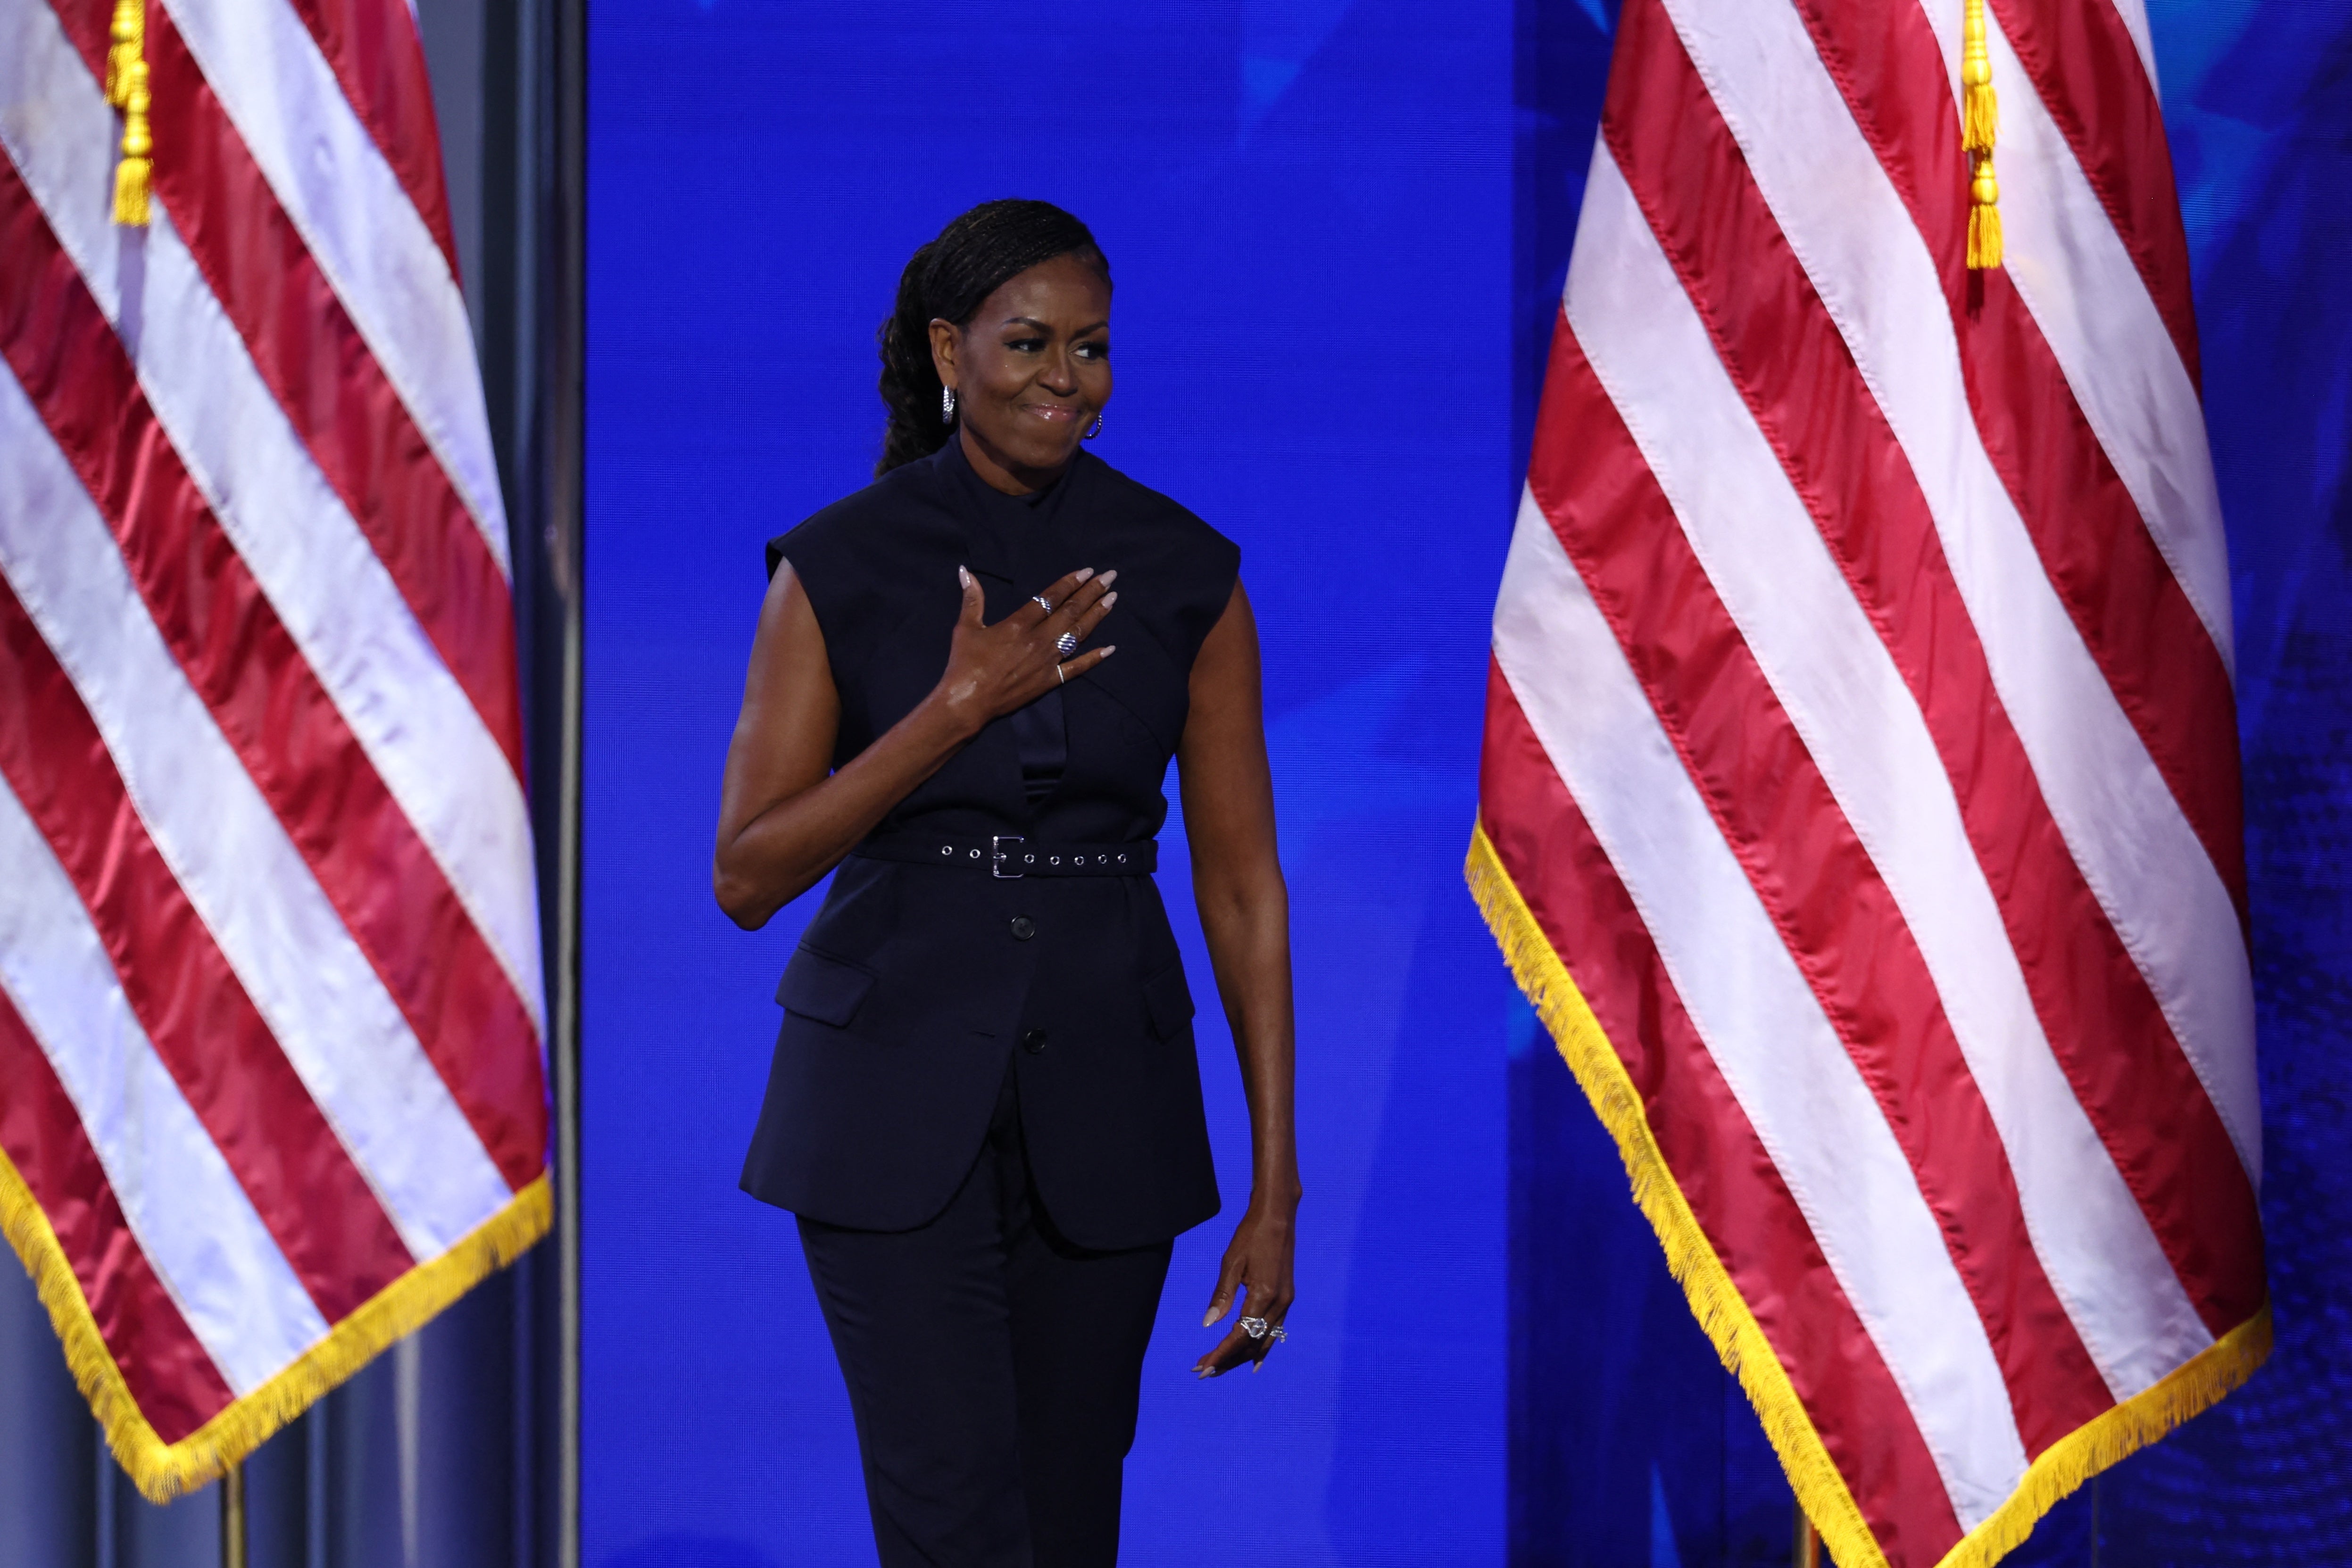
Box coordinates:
[738,438,1240,1248]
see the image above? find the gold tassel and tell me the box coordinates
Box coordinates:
[1968,163,2003,269]
[107,0,151,227]
[1961,0,1998,153]
[1961,0,1999,269]
[105,0,136,102]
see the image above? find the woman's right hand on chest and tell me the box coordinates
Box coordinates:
[933,564,1121,733]
[715,559,1122,929]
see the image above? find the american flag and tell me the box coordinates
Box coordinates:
[0,0,546,1499]
[1469,1,2266,1565]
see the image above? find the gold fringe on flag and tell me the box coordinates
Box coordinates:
[106,0,151,226]
[0,1135,551,1502]
[1464,821,2273,1568]
[1962,0,2000,268]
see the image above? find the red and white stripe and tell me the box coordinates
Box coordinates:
[0,0,544,1479]
[1479,1,2263,1562]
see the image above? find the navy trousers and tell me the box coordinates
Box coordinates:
[797,1065,1174,1568]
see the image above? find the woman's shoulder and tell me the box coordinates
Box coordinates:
[1076,456,1241,666]
[763,454,952,583]
[1077,455,1240,582]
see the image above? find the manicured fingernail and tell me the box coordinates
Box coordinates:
[1100,645,1117,657]
[1101,592,1119,609]
[1075,567,1095,582]
[1252,1361,1263,1375]
[958,566,972,587]
[1098,570,1118,587]
[1203,1308,1219,1327]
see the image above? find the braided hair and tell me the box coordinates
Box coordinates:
[875,199,1110,476]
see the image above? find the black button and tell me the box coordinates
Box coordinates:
[1021,1029,1048,1055]
[1009,915,1036,941]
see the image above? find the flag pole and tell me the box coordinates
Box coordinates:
[219,1459,248,1568]
[1793,1505,1822,1568]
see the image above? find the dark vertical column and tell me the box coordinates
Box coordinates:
[479,0,588,1550]
[238,1410,309,1568]
[0,1265,97,1566]
[268,1283,522,1568]
[321,1352,403,1566]
[112,1458,217,1565]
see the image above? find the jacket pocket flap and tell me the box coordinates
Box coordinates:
[1143,964,1195,1040]
[775,948,876,1028]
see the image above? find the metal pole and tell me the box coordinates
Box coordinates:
[551,429,583,1568]
[1793,1505,1822,1568]
[218,1460,246,1568]
[543,0,586,1553]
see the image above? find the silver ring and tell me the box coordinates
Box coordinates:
[1240,1316,1270,1340]
[1055,664,1066,686]
[1031,594,1054,614]
[1055,631,1079,659]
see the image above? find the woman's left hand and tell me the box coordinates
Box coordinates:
[1193,1194,1298,1377]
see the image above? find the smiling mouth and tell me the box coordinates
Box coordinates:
[1024,404,1081,422]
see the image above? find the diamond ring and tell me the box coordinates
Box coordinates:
[1055,631,1080,659]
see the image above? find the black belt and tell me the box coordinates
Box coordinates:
[852,832,1157,879]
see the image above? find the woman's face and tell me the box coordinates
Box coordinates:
[931,253,1112,489]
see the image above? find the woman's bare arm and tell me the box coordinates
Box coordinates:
[1179,580,1302,1376]
[713,561,1119,929]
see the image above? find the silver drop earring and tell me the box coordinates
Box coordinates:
[1083,411,1103,440]
[941,386,957,425]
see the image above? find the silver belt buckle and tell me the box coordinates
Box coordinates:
[991,835,1025,879]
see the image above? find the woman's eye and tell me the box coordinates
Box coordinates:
[1007,338,1045,353]
[1078,342,1109,360]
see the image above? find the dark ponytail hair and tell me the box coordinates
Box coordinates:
[875,199,1110,476]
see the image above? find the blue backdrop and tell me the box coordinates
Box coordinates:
[581,2,2352,1565]
[583,4,1517,1564]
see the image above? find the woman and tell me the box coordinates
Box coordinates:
[712,199,1300,1568]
